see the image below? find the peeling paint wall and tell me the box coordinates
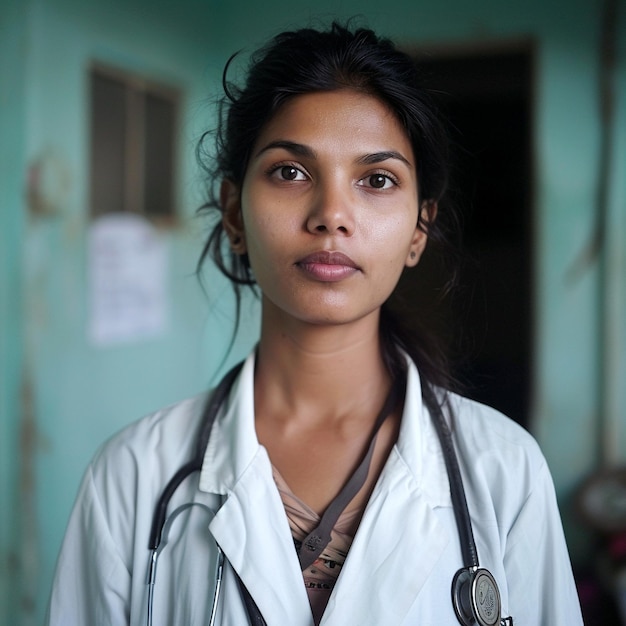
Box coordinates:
[2,0,260,622]
[1,0,625,623]
[1,0,29,623]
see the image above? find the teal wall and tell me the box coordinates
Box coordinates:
[1,0,624,623]
[1,1,259,622]
[1,0,29,620]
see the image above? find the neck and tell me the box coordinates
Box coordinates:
[254,299,392,427]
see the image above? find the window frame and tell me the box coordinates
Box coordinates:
[88,61,181,226]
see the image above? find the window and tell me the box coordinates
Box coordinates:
[89,64,179,221]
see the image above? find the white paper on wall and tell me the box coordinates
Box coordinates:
[88,213,168,346]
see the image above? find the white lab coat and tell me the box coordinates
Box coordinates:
[47,352,583,625]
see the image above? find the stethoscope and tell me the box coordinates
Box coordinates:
[146,361,514,626]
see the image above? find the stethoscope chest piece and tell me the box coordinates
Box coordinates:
[452,567,501,626]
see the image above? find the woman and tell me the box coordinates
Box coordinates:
[47,23,583,625]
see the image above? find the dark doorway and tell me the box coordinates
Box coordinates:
[409,46,534,428]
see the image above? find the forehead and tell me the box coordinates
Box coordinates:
[252,89,414,162]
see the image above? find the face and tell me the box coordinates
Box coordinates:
[222,89,429,329]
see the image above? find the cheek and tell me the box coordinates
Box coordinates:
[241,211,288,274]
[242,191,303,253]
[370,214,416,258]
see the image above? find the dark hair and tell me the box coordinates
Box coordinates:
[197,21,462,393]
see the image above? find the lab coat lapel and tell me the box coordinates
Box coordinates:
[209,451,313,626]
[198,353,313,626]
[321,360,452,625]
[323,453,450,625]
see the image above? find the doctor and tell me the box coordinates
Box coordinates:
[47,22,583,625]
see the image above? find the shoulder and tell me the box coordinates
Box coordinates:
[93,393,208,471]
[86,393,210,510]
[443,391,554,521]
[74,393,210,556]
[446,392,541,459]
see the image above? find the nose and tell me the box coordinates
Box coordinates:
[305,180,355,236]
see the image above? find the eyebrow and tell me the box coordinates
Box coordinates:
[255,141,412,168]
[254,140,316,159]
[356,151,412,168]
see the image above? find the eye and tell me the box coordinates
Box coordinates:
[359,173,397,190]
[270,164,308,181]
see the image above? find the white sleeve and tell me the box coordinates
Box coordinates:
[45,464,132,625]
[504,462,583,625]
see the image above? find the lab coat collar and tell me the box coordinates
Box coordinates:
[396,355,452,509]
[199,352,258,494]
[199,350,451,507]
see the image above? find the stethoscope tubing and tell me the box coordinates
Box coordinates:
[147,362,244,551]
[208,547,225,626]
[427,391,479,570]
[146,361,506,626]
[146,503,228,626]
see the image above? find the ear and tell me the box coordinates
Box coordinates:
[405,200,437,267]
[221,179,247,255]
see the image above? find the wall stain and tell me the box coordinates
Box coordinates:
[18,370,38,620]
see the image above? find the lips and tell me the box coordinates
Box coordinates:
[296,251,360,282]
[298,251,358,268]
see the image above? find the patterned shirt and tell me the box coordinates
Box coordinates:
[272,466,363,625]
